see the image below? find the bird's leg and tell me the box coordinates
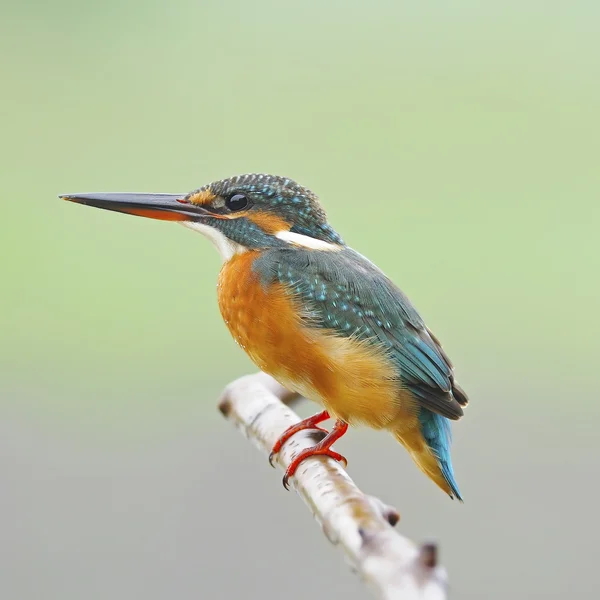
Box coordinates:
[282,420,349,490]
[269,410,330,466]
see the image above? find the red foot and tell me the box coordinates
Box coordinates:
[282,420,349,490]
[269,410,331,467]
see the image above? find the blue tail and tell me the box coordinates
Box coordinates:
[418,409,463,501]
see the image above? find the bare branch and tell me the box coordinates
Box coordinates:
[218,372,449,600]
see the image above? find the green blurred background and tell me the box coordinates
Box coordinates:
[1,1,598,598]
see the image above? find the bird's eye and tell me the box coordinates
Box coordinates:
[225,193,249,212]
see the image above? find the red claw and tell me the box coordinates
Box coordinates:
[280,420,349,490]
[269,410,331,467]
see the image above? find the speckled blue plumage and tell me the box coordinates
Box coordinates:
[193,174,343,244]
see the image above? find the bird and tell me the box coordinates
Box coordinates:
[62,174,468,499]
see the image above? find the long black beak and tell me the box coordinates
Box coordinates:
[60,192,209,222]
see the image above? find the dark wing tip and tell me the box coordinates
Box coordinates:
[444,397,464,420]
[452,382,469,407]
[409,383,464,420]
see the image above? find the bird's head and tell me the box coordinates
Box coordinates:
[62,174,344,260]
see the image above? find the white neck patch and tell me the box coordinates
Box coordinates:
[275,230,340,251]
[181,221,246,262]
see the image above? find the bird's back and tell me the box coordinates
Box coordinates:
[252,246,468,417]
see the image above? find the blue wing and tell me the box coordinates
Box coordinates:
[253,247,468,420]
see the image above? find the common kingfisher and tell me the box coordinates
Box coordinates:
[62,174,468,499]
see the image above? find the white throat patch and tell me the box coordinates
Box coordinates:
[275,230,340,251]
[181,221,246,262]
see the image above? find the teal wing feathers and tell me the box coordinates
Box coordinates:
[253,247,468,420]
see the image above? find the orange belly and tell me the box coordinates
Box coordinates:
[217,251,419,430]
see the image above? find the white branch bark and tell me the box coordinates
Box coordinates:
[218,372,449,600]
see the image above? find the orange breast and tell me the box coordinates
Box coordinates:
[217,251,418,430]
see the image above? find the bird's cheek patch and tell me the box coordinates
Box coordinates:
[246,213,292,234]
